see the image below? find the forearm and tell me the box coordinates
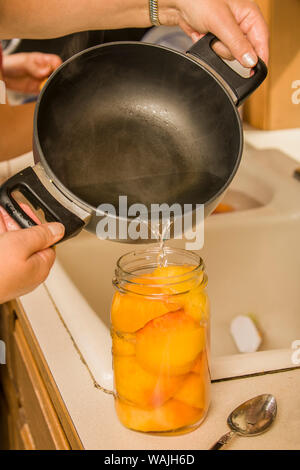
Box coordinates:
[0,0,179,39]
[0,102,35,160]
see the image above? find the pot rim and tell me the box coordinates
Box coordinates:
[33,40,243,219]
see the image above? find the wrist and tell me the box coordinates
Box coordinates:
[151,0,181,26]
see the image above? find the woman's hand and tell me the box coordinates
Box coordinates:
[0,1,268,68]
[2,52,62,94]
[163,0,269,67]
[0,206,65,304]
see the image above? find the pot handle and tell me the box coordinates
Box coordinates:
[0,166,85,242]
[187,33,268,106]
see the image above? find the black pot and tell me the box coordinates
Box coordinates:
[0,34,267,242]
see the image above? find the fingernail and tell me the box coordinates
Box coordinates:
[242,52,257,68]
[48,223,65,238]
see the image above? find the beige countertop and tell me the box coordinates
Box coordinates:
[18,260,300,450]
[243,126,300,162]
[209,369,300,450]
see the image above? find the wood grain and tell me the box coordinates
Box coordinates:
[244,0,300,129]
[12,299,83,449]
[13,319,70,449]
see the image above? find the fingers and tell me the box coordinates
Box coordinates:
[211,41,234,60]
[178,0,269,67]
[28,58,52,79]
[19,203,41,224]
[27,53,62,79]
[22,222,64,289]
[18,222,65,259]
[239,8,269,64]
[0,206,19,231]
[178,18,199,41]
[0,235,56,303]
[6,222,64,262]
[0,211,6,233]
[0,205,64,252]
[27,246,57,284]
[44,54,63,70]
[0,204,41,231]
[180,21,234,61]
[0,222,64,303]
[207,3,258,67]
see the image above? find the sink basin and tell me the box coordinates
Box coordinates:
[56,145,300,359]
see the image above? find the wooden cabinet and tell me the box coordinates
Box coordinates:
[244,0,300,129]
[0,301,81,450]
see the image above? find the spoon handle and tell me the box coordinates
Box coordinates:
[209,431,235,450]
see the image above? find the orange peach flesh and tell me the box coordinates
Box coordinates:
[115,397,204,433]
[112,265,210,433]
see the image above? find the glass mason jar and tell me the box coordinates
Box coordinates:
[111,246,210,435]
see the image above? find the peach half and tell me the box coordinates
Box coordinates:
[115,396,203,433]
[111,290,180,333]
[153,265,203,295]
[136,310,205,376]
[174,373,208,409]
[181,288,210,323]
[114,356,185,408]
[111,330,136,356]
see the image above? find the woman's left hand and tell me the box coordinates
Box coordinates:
[2,52,62,94]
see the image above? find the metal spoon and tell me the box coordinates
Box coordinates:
[210,394,277,450]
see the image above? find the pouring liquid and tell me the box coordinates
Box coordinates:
[150,218,172,268]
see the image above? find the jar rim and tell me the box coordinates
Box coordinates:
[114,246,205,295]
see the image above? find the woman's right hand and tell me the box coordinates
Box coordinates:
[162,0,269,67]
[0,207,65,304]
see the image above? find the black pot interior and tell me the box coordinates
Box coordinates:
[36,42,242,213]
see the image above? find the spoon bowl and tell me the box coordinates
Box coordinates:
[228,394,277,436]
[210,394,277,450]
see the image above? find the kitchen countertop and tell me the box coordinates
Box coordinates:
[19,283,300,450]
[243,126,300,162]
[2,127,300,450]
